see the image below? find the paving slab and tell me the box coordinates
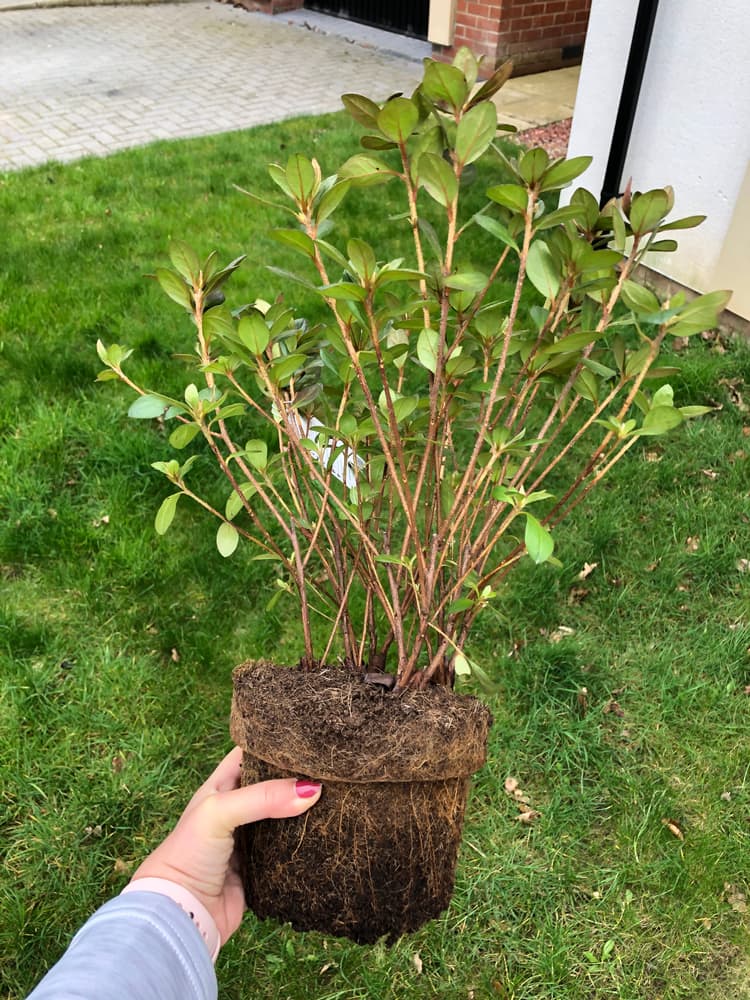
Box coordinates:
[0,2,577,172]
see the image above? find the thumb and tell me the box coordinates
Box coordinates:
[198,778,322,836]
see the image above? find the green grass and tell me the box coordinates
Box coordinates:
[1,115,749,999]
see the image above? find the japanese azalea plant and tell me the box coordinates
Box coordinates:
[97,48,728,693]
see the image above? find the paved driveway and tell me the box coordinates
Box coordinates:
[0,3,425,170]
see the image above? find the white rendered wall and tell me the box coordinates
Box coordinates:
[565,0,750,314]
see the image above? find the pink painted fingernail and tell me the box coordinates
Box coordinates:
[295,780,322,798]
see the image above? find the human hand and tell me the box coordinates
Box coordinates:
[128,747,321,947]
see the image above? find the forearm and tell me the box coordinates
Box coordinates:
[26,892,217,1000]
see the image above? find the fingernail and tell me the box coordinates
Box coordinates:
[295,779,322,799]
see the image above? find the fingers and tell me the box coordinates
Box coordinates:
[209,747,244,793]
[199,777,322,836]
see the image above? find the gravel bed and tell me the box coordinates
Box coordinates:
[514,117,571,159]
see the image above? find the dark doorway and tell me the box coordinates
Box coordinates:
[303,0,430,40]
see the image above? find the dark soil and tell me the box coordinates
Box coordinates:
[231,661,492,943]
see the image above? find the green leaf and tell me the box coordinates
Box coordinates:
[453,652,472,677]
[519,147,550,185]
[422,61,468,110]
[341,92,381,128]
[667,289,732,338]
[268,162,295,198]
[473,214,519,251]
[486,183,528,214]
[452,46,480,88]
[621,279,661,314]
[155,493,180,535]
[417,328,439,373]
[169,422,201,449]
[628,189,671,234]
[536,331,600,356]
[533,205,585,232]
[646,239,678,253]
[238,313,271,354]
[155,268,192,310]
[455,102,497,166]
[271,228,315,258]
[445,271,488,293]
[347,238,376,281]
[319,282,368,302]
[216,521,239,558]
[128,394,169,419]
[539,156,593,192]
[392,394,419,423]
[448,598,475,615]
[316,180,351,223]
[376,97,419,143]
[639,405,684,436]
[467,59,513,108]
[525,513,554,564]
[168,241,200,282]
[526,241,560,299]
[417,152,458,207]
[268,352,307,385]
[657,214,706,232]
[679,405,714,419]
[245,439,268,471]
[226,482,257,520]
[338,153,395,186]
[285,153,317,202]
[651,384,674,408]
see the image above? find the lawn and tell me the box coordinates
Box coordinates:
[1,112,749,999]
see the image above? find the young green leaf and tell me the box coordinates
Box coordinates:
[216,521,240,557]
[417,152,458,207]
[525,513,554,564]
[526,241,561,299]
[455,102,497,167]
[155,493,181,535]
[169,423,201,449]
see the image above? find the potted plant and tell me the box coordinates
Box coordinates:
[97,49,728,943]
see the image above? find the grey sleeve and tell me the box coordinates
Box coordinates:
[26,891,217,1000]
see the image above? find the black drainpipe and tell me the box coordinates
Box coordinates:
[599,0,660,207]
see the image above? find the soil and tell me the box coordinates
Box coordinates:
[231,661,492,943]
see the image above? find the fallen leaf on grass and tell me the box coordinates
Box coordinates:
[170,647,180,663]
[661,818,685,841]
[644,450,663,463]
[113,858,131,876]
[724,884,748,913]
[515,809,541,824]
[736,559,750,573]
[719,377,748,412]
[721,791,732,801]
[701,468,719,480]
[578,561,598,580]
[549,625,575,643]
[504,776,532,807]
[603,699,625,717]
[567,585,590,605]
[412,953,423,974]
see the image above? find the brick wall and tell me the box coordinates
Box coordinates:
[434,0,592,77]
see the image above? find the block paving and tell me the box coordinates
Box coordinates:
[0,2,426,170]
